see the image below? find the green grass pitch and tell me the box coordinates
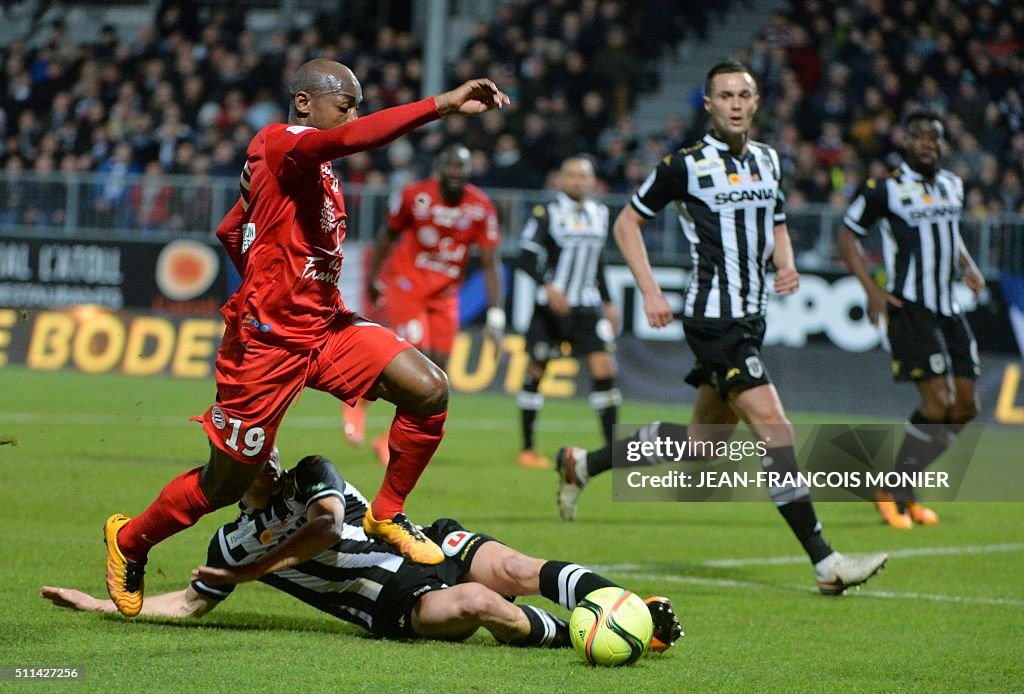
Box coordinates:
[1,367,1022,692]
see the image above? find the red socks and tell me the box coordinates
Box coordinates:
[370,410,446,519]
[117,466,215,562]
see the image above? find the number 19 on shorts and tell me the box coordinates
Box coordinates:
[225,418,265,456]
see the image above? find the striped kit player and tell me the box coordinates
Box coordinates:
[42,453,684,655]
[516,156,621,470]
[840,110,985,529]
[563,62,889,595]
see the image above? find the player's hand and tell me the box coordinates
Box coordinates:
[545,286,571,316]
[40,586,111,612]
[483,306,506,347]
[643,291,674,329]
[866,286,902,326]
[962,265,986,296]
[435,79,510,116]
[191,564,259,586]
[773,267,800,295]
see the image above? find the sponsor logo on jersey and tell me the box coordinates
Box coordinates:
[909,205,962,220]
[259,529,274,545]
[694,158,726,176]
[241,223,256,254]
[713,188,776,204]
[225,521,253,548]
[442,530,472,557]
[728,173,742,185]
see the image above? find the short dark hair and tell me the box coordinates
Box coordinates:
[704,61,756,96]
[905,110,945,131]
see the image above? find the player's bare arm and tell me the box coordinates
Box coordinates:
[481,245,506,343]
[838,226,902,325]
[192,496,345,586]
[41,585,217,619]
[771,223,800,296]
[613,205,672,328]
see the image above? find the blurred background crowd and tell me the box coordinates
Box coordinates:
[0,0,1021,234]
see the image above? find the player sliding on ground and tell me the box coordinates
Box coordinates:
[51,452,682,651]
[103,59,511,619]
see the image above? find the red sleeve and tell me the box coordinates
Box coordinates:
[215,199,246,272]
[283,98,440,171]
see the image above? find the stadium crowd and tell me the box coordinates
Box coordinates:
[0,0,1021,233]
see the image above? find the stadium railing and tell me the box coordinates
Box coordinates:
[1,171,1020,275]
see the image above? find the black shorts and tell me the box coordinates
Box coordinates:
[683,315,771,397]
[887,302,980,382]
[524,305,614,361]
[372,518,498,639]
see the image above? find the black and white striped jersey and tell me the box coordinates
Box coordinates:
[191,456,407,633]
[519,191,611,308]
[631,133,786,319]
[843,162,965,316]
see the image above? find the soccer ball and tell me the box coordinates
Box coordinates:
[569,587,653,666]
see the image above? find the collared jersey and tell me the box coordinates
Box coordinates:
[519,191,610,308]
[844,162,965,316]
[631,133,786,319]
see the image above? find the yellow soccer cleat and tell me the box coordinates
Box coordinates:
[517,449,552,470]
[363,507,443,564]
[874,489,913,530]
[906,500,939,526]
[103,514,146,617]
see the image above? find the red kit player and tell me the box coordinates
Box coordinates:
[344,144,505,461]
[103,59,509,617]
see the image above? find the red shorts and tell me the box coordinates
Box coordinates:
[198,312,411,464]
[381,288,458,355]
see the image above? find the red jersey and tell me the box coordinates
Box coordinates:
[216,99,439,349]
[380,179,500,299]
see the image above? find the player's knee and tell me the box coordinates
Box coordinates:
[919,399,950,423]
[455,584,505,621]
[951,399,977,424]
[418,362,449,413]
[500,554,539,585]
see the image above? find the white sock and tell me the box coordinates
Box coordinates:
[814,551,842,578]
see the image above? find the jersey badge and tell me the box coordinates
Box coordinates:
[695,158,726,176]
[442,530,473,557]
[225,521,254,548]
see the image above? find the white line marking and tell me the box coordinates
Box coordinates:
[594,542,1024,574]
[613,571,1024,607]
[699,542,1024,568]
